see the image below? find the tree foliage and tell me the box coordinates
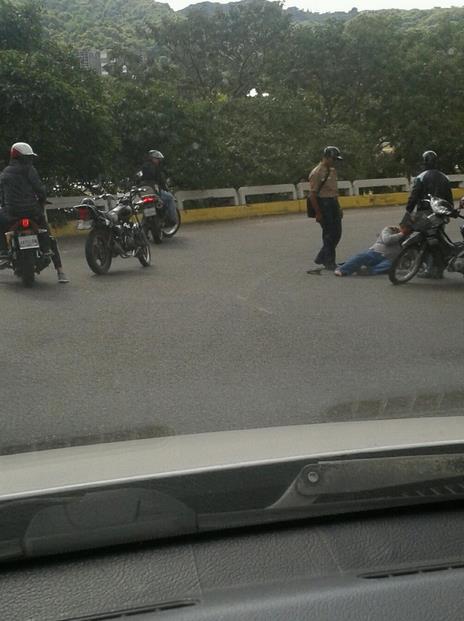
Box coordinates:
[3,0,464,190]
[0,0,116,183]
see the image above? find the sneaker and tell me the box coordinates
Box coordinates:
[334,269,346,277]
[57,271,69,284]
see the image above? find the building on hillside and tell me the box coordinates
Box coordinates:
[77,50,109,76]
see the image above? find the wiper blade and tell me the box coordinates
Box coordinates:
[272,453,464,508]
[199,453,464,530]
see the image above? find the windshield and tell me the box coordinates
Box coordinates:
[1,0,464,550]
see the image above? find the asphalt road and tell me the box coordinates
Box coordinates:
[2,207,464,454]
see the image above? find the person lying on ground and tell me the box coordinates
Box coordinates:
[334,224,410,277]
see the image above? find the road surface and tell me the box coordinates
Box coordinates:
[1,207,464,454]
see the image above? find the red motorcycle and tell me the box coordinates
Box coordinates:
[2,217,53,287]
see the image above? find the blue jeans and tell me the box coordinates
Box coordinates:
[159,190,178,225]
[339,249,392,275]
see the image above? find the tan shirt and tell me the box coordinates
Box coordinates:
[308,163,338,198]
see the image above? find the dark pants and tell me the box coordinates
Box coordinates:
[0,211,62,270]
[315,197,342,269]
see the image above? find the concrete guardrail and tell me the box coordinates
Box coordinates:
[43,176,464,238]
[353,177,410,195]
[175,188,239,210]
[238,184,297,204]
[446,175,464,188]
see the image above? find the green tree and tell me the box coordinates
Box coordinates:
[0,0,116,182]
[0,0,43,51]
[146,1,292,99]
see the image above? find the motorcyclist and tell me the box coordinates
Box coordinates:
[139,150,178,227]
[0,142,69,283]
[403,150,453,279]
[405,150,453,213]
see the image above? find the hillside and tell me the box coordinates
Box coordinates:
[42,0,360,48]
[41,0,464,53]
[179,1,358,22]
[42,0,174,48]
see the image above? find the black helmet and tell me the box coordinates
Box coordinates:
[148,149,164,160]
[323,146,343,161]
[422,150,438,168]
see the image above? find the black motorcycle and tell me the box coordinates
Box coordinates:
[1,216,53,287]
[75,189,151,275]
[136,184,181,245]
[389,196,464,285]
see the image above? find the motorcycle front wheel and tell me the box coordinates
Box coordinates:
[135,228,151,267]
[85,229,112,275]
[389,245,425,285]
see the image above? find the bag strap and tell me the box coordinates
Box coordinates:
[317,168,330,196]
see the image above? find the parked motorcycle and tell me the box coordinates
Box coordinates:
[389,196,464,285]
[1,217,54,287]
[75,188,151,275]
[136,184,181,245]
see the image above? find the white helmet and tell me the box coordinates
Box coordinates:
[148,149,164,160]
[10,142,37,158]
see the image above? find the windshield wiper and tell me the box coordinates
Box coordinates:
[273,453,464,506]
[199,453,464,529]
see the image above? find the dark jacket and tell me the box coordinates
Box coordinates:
[406,169,453,213]
[140,160,169,192]
[0,159,46,218]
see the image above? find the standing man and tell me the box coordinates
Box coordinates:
[140,149,178,227]
[0,142,69,283]
[308,146,343,271]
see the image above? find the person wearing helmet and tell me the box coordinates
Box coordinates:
[307,146,344,271]
[0,142,69,283]
[404,150,453,279]
[140,150,178,227]
[405,150,452,214]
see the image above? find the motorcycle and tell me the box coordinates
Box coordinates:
[389,196,464,285]
[75,188,151,275]
[1,216,54,287]
[136,183,181,245]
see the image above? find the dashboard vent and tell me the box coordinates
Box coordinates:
[69,600,198,620]
[362,563,464,580]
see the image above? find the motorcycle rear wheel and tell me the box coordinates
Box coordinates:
[162,208,181,239]
[389,245,425,285]
[18,251,35,287]
[150,217,163,245]
[85,230,112,275]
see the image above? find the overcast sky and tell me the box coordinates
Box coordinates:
[170,0,464,12]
